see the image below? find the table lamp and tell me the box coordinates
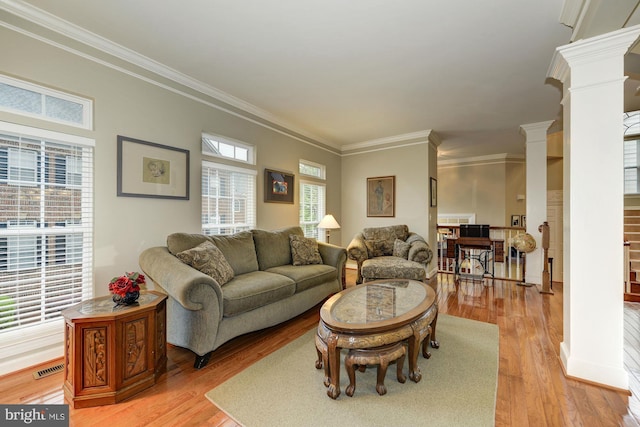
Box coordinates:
[317,214,340,243]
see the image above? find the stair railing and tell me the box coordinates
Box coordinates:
[437,225,526,281]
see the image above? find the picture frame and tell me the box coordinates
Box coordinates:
[264,169,295,204]
[511,214,520,227]
[367,175,395,217]
[521,215,527,228]
[430,177,438,207]
[117,135,189,200]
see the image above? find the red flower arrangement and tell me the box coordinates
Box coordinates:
[109,272,145,306]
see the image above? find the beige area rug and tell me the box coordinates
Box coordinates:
[205,314,499,427]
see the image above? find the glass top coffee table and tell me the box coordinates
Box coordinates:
[315,279,439,399]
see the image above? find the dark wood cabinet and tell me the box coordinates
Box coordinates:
[62,291,167,408]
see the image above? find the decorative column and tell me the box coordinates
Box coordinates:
[520,121,554,287]
[547,25,640,390]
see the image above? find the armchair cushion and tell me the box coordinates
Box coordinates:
[393,239,411,259]
[289,234,323,266]
[176,240,234,286]
[364,239,393,257]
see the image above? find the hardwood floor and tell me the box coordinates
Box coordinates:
[2,270,639,426]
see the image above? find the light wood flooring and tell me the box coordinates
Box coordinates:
[2,270,640,426]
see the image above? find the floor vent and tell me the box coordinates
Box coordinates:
[33,363,64,380]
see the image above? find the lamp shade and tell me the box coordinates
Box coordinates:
[317,214,340,230]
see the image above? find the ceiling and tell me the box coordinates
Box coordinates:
[4,0,639,159]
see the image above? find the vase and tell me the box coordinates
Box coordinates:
[112,290,140,307]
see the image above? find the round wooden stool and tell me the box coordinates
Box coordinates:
[344,342,407,396]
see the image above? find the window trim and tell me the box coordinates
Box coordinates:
[0,75,93,130]
[202,133,255,165]
[299,159,326,180]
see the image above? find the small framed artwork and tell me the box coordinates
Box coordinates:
[521,215,527,228]
[264,169,295,204]
[117,135,190,200]
[430,177,437,207]
[367,175,395,217]
[511,215,520,227]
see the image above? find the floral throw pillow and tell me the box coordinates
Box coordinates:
[393,238,411,259]
[364,239,393,257]
[289,234,323,266]
[176,240,234,285]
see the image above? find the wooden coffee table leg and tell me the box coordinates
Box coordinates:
[326,334,341,399]
[408,326,422,382]
[345,356,357,397]
[397,351,406,383]
[430,310,440,349]
[376,359,389,395]
[422,325,432,359]
[315,334,330,387]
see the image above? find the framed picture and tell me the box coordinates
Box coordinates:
[430,177,437,207]
[511,214,520,227]
[367,175,395,217]
[521,215,527,228]
[264,169,294,204]
[117,135,189,200]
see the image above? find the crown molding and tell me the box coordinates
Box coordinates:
[559,0,586,35]
[0,0,341,151]
[438,153,525,168]
[341,129,436,152]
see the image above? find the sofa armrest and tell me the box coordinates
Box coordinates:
[139,246,224,316]
[347,233,369,263]
[408,240,433,265]
[318,242,347,284]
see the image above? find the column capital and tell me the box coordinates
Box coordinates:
[520,121,554,143]
[548,24,640,84]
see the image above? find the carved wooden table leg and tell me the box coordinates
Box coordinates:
[421,325,433,359]
[407,328,422,383]
[430,309,440,349]
[314,333,330,387]
[326,333,341,399]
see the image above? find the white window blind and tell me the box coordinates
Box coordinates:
[0,122,94,352]
[202,161,256,235]
[299,180,326,241]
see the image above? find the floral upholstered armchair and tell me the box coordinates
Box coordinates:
[347,224,433,284]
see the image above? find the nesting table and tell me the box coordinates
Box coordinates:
[62,291,167,408]
[315,279,438,399]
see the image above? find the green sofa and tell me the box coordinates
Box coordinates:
[139,226,346,368]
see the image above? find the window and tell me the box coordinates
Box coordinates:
[299,160,326,241]
[299,159,325,179]
[0,121,94,366]
[202,161,256,235]
[0,75,93,130]
[625,111,640,194]
[202,133,254,164]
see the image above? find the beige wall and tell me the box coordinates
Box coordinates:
[547,158,563,190]
[1,27,341,296]
[438,159,514,226]
[505,161,526,223]
[341,143,431,248]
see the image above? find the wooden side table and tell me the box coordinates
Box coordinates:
[62,290,167,408]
